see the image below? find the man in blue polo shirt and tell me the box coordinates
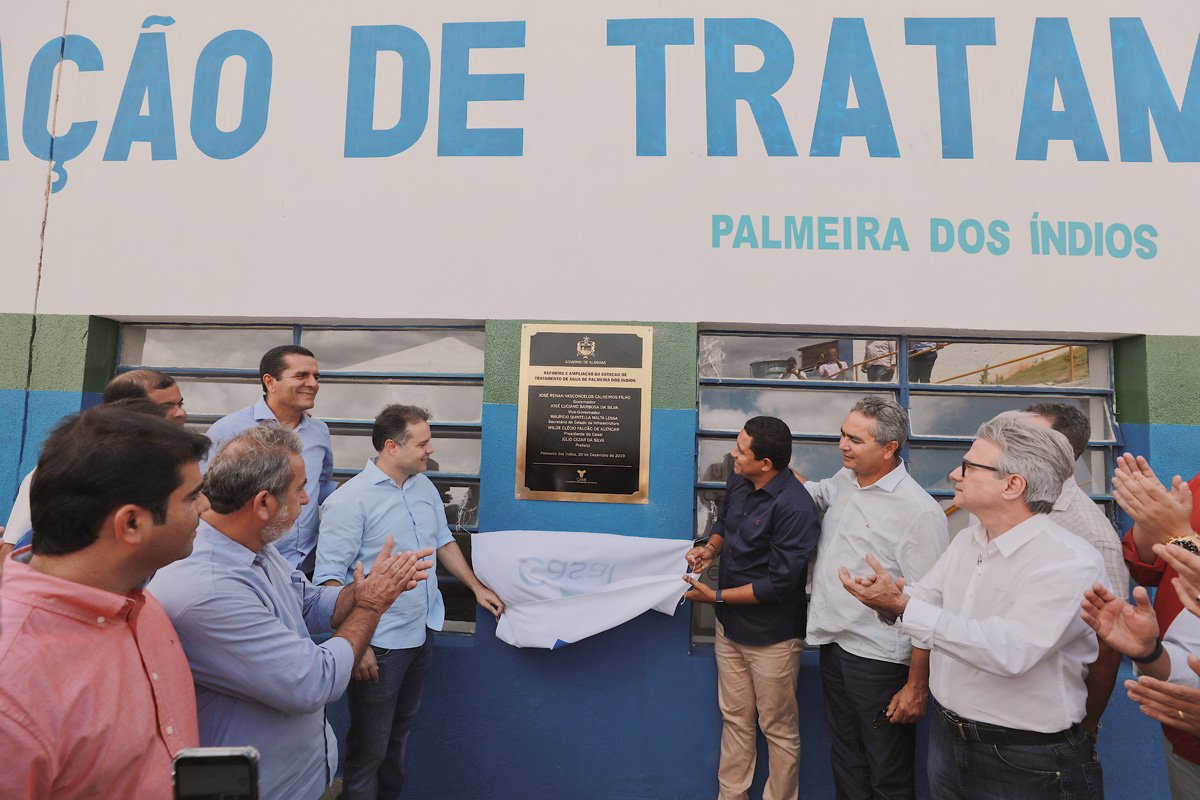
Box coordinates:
[685,416,820,800]
[202,345,334,571]
[315,403,504,799]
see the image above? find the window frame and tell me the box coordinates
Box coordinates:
[117,321,486,632]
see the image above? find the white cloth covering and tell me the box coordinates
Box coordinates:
[471,530,692,649]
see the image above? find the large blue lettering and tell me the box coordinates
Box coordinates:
[190,30,272,160]
[344,26,430,158]
[104,24,176,161]
[704,18,796,157]
[811,18,899,158]
[1016,19,1107,161]
[438,21,526,156]
[1111,19,1200,162]
[904,18,996,159]
[23,36,102,163]
[606,18,694,156]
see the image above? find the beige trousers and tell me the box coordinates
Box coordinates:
[715,623,801,800]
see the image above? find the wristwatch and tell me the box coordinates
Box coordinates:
[715,589,725,604]
[1168,534,1200,555]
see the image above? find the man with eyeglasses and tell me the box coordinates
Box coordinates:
[841,412,1108,799]
[799,396,948,800]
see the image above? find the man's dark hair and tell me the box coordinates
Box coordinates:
[1024,402,1089,461]
[743,416,792,470]
[30,406,210,556]
[101,369,177,403]
[373,404,432,451]
[259,345,316,396]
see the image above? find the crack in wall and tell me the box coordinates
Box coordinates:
[14,0,73,505]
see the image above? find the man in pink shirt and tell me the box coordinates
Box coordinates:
[0,404,211,799]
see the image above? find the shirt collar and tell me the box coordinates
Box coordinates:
[362,458,410,489]
[1052,478,1074,512]
[748,469,793,497]
[0,558,144,627]
[975,514,1049,558]
[253,398,309,431]
[197,519,263,566]
[853,462,908,492]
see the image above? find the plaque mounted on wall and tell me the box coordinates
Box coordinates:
[515,324,653,503]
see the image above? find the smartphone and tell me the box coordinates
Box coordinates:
[173,746,260,800]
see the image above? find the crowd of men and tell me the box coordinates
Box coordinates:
[0,347,501,799]
[685,398,1200,800]
[5,346,1200,799]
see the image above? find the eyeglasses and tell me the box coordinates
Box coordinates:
[961,458,1003,476]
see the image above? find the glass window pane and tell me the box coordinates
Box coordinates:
[330,433,480,474]
[697,439,843,484]
[176,378,262,418]
[700,387,896,435]
[909,446,1112,498]
[907,445,969,494]
[699,335,898,383]
[301,329,485,373]
[909,393,1113,441]
[431,481,480,529]
[907,341,1103,388]
[121,326,292,369]
[313,381,482,423]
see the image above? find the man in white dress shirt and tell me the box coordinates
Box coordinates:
[801,396,948,799]
[841,412,1108,799]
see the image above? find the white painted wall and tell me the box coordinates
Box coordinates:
[1,2,1196,335]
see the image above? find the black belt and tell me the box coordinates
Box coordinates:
[938,706,1076,746]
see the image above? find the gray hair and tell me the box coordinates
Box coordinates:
[851,395,908,456]
[203,424,303,514]
[975,411,1073,514]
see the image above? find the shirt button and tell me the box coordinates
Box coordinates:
[96,616,106,624]
[165,726,174,735]
[151,672,159,681]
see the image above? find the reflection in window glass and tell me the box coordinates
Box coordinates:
[700,387,896,435]
[175,379,262,417]
[906,341,1103,388]
[696,439,843,485]
[909,393,1113,441]
[907,446,969,494]
[313,382,483,423]
[302,329,485,373]
[121,326,292,369]
[699,335,898,383]
[330,433,481,474]
[431,481,480,529]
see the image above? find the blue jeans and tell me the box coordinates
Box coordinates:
[820,643,916,800]
[928,705,1103,800]
[342,634,435,800]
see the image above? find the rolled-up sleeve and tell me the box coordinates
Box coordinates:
[313,495,366,586]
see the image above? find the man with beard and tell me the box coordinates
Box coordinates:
[149,426,432,800]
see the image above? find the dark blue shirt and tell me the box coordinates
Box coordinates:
[713,469,820,646]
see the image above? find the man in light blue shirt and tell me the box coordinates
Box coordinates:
[150,425,430,800]
[201,345,334,570]
[315,404,503,799]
